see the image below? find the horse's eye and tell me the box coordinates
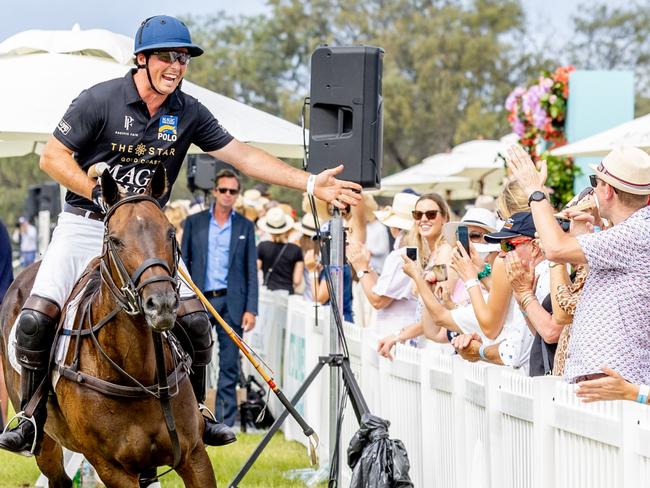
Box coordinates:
[109,235,124,247]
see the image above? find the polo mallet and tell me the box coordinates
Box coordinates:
[177,267,319,464]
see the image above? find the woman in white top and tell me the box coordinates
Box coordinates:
[347,192,451,337]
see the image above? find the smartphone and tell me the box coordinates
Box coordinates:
[456,226,470,254]
[405,247,418,262]
[431,264,448,282]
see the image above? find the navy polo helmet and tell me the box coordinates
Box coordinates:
[134,15,203,57]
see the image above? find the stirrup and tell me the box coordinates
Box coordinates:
[1,411,39,456]
[198,403,217,422]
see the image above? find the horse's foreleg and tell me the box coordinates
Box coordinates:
[35,433,72,488]
[175,445,217,487]
[88,456,140,488]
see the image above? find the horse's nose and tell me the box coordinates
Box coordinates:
[144,291,179,331]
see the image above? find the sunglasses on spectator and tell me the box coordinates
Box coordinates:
[153,51,191,65]
[412,210,439,220]
[500,237,532,252]
[589,174,618,194]
[216,187,239,195]
[469,232,484,242]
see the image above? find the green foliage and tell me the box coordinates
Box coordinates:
[0,155,51,226]
[543,152,581,208]
[185,0,547,175]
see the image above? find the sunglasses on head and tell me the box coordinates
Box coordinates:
[153,51,191,65]
[500,236,532,253]
[216,187,239,195]
[412,210,439,220]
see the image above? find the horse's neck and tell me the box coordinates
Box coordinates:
[89,285,158,384]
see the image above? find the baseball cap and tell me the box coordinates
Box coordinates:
[484,212,536,243]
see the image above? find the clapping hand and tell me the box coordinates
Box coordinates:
[504,252,536,298]
[505,145,547,195]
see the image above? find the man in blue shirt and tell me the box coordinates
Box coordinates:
[182,169,258,426]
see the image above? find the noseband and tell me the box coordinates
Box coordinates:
[100,195,180,316]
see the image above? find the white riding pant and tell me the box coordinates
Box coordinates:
[31,211,194,308]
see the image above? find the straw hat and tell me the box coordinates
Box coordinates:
[302,193,331,222]
[590,146,650,195]
[257,207,295,234]
[293,213,319,237]
[443,207,498,246]
[373,192,419,231]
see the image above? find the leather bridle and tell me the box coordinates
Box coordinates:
[100,194,180,317]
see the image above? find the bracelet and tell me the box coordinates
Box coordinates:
[464,278,480,291]
[479,344,487,360]
[477,263,492,280]
[519,293,537,311]
[637,384,650,404]
[306,174,317,196]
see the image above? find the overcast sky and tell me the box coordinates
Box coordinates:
[0,0,628,48]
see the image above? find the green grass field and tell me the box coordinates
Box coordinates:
[0,432,326,487]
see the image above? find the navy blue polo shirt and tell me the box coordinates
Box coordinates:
[54,69,234,212]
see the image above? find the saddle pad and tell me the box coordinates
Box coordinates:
[8,290,86,390]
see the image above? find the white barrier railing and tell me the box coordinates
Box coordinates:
[249,289,650,487]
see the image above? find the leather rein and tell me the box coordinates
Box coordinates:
[57,194,186,469]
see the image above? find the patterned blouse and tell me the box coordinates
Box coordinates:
[564,206,650,384]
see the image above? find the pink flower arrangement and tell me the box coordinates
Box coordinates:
[505,65,575,159]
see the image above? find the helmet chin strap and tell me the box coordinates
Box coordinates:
[137,54,166,96]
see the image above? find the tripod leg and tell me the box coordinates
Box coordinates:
[229,359,328,487]
[340,358,370,422]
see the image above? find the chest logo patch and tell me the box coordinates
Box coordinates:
[158,115,178,142]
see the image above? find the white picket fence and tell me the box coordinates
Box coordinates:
[246,288,650,488]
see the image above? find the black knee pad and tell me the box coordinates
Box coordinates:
[16,309,57,370]
[176,310,213,366]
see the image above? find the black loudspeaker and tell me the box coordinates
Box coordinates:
[308,45,384,189]
[187,155,237,192]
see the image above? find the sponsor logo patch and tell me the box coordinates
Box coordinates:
[57,118,71,135]
[158,115,178,141]
[124,115,134,131]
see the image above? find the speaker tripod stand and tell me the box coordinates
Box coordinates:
[230,211,369,487]
[229,354,368,487]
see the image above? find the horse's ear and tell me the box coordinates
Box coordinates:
[100,170,120,206]
[148,165,168,200]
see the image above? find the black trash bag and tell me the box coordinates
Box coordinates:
[347,413,414,488]
[239,374,275,431]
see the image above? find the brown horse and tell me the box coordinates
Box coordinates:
[0,166,216,487]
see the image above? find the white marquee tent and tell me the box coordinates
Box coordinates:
[550,113,650,158]
[378,136,514,199]
[0,26,305,159]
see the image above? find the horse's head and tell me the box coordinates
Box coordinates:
[100,165,179,331]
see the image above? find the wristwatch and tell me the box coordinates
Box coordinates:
[528,190,547,205]
[356,269,372,279]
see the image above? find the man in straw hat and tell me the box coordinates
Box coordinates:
[507,144,650,389]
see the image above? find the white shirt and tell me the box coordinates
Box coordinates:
[371,248,418,336]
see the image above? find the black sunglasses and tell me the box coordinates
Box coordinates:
[590,174,617,194]
[412,210,439,220]
[153,51,191,65]
[216,187,239,195]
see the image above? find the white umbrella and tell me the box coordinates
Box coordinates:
[551,113,650,157]
[378,137,510,199]
[0,27,305,159]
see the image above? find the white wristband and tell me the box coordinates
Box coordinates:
[464,279,480,291]
[306,174,317,196]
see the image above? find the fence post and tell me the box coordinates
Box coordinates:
[532,376,558,488]
[451,355,467,488]
[485,366,503,488]
[621,400,640,487]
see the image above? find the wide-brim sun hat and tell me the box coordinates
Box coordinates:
[257,207,295,234]
[373,192,419,231]
[293,213,319,238]
[443,207,497,245]
[590,145,650,195]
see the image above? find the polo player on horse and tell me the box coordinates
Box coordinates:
[0,14,361,455]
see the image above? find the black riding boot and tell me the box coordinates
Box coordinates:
[0,296,59,456]
[177,298,236,447]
